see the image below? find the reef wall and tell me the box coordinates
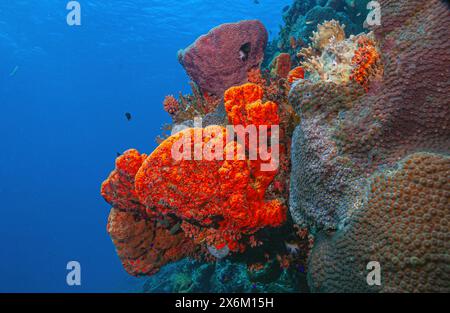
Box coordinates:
[288,0,450,292]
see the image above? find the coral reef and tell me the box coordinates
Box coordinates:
[163,95,179,116]
[289,0,450,292]
[297,20,382,87]
[162,82,222,125]
[269,53,292,79]
[178,20,268,97]
[288,23,384,231]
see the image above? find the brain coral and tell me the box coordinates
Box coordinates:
[178,20,268,97]
[107,208,196,276]
[308,153,450,292]
[224,83,280,128]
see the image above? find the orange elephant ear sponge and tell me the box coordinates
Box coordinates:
[101,149,147,213]
[134,124,286,252]
[224,83,279,127]
[107,208,196,276]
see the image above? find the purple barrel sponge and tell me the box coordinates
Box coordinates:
[178,20,268,97]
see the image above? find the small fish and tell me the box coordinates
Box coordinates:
[169,222,181,235]
[239,42,251,61]
[125,112,132,121]
[9,65,19,77]
[116,152,122,157]
[253,0,260,4]
[305,21,313,25]
[282,5,290,13]
[357,12,361,17]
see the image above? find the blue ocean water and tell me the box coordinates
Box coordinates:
[0,0,290,292]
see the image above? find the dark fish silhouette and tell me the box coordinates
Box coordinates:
[116,152,122,157]
[125,112,132,121]
[282,5,290,13]
[239,42,251,61]
[253,0,260,4]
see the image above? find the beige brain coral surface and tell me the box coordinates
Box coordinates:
[308,152,450,293]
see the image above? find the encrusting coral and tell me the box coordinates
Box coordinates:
[349,36,382,91]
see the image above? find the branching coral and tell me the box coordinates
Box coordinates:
[163,95,180,116]
[163,82,221,125]
[310,19,346,51]
[178,20,268,97]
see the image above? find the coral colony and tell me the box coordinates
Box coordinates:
[101,0,450,292]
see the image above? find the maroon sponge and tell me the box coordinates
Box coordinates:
[178,20,268,97]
